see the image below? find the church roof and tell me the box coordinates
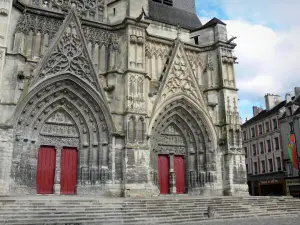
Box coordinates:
[147,1,201,30]
[192,17,226,32]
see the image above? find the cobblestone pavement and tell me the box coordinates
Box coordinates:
[195,216,300,225]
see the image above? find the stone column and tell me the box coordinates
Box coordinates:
[54,146,62,195]
[100,143,109,183]
[169,153,176,194]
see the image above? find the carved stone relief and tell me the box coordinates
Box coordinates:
[162,49,198,100]
[18,0,105,22]
[37,21,97,87]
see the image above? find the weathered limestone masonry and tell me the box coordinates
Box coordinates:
[0,0,248,197]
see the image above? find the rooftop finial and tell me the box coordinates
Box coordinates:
[176,23,181,39]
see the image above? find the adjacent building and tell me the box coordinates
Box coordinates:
[279,88,300,197]
[242,94,286,196]
[0,0,248,197]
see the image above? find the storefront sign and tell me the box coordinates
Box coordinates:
[286,179,300,185]
[260,179,280,185]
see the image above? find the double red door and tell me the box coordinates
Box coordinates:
[36,146,78,195]
[158,155,185,194]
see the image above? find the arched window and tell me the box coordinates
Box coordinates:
[129,76,136,97]
[137,77,143,99]
[128,117,136,143]
[137,117,145,142]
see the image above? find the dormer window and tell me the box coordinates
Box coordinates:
[153,0,173,6]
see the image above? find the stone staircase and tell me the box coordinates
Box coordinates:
[0,196,300,225]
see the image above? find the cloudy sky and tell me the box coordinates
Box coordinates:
[195,0,300,122]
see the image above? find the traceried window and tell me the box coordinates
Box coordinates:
[128,117,136,143]
[129,76,136,97]
[153,0,173,6]
[137,117,145,143]
[137,77,144,99]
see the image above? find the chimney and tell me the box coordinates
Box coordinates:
[265,93,281,110]
[285,93,292,102]
[295,87,300,97]
[253,106,263,117]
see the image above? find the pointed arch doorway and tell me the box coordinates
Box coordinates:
[156,123,188,194]
[151,99,218,195]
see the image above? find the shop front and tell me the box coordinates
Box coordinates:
[285,177,300,197]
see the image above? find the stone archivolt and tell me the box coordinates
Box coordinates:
[12,77,111,191]
[150,98,218,191]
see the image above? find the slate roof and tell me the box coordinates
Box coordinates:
[147,1,201,30]
[242,100,287,127]
[192,17,226,32]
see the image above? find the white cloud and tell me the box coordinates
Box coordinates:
[224,19,300,114]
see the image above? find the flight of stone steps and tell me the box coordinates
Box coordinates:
[1,196,300,225]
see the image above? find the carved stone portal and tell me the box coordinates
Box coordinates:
[151,99,218,192]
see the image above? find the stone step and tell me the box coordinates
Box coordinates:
[0,208,207,215]
[1,212,207,224]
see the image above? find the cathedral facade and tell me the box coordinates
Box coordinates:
[0,0,248,197]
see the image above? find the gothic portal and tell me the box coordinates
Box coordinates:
[0,0,248,197]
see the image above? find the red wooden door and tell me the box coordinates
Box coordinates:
[158,155,169,194]
[36,146,56,194]
[60,147,78,195]
[174,155,185,194]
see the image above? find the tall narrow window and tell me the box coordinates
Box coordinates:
[260,142,264,154]
[261,160,265,173]
[128,117,136,143]
[265,121,270,132]
[267,140,271,152]
[137,117,145,143]
[274,137,279,150]
[254,162,258,174]
[258,124,262,135]
[137,77,143,99]
[252,144,256,156]
[276,157,281,171]
[129,76,136,97]
[268,158,273,172]
[272,118,278,130]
